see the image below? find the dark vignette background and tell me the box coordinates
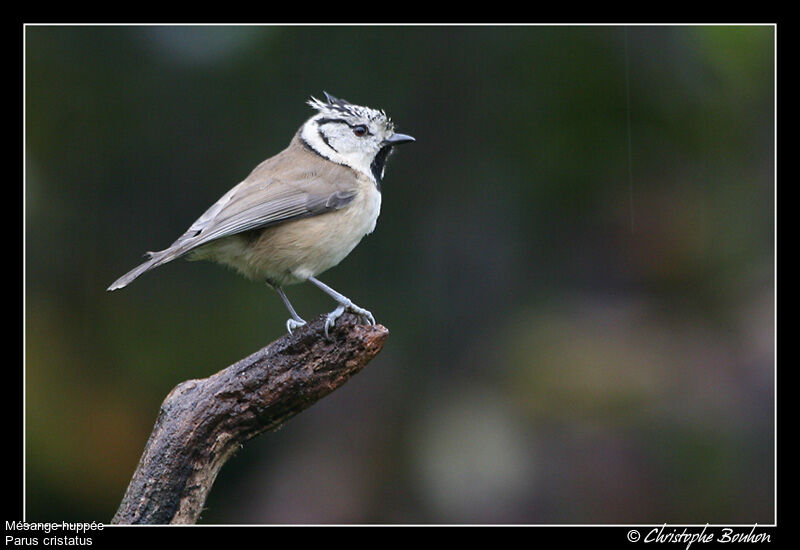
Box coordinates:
[24,25,774,524]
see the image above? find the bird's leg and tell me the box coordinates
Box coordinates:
[273,285,307,334]
[307,276,375,339]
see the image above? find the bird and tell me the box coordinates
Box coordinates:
[107,92,415,338]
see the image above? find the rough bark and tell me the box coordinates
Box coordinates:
[111,313,388,524]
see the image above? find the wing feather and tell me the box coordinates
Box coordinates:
[174,178,356,253]
[166,148,359,256]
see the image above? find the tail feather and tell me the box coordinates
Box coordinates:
[106,249,182,291]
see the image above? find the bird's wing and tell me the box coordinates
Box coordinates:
[166,163,358,256]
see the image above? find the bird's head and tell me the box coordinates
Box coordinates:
[300,92,415,185]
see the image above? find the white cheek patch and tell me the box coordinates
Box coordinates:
[300,119,378,185]
[301,120,336,160]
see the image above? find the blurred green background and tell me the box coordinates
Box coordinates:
[24,25,774,524]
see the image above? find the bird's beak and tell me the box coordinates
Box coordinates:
[383,133,416,146]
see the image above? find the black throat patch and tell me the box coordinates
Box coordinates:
[370,145,394,192]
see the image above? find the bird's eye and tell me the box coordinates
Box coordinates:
[353,125,368,137]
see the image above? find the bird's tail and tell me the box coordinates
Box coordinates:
[106,248,183,291]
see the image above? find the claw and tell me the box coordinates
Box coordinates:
[286,318,307,334]
[323,304,346,340]
[348,303,375,326]
[322,301,376,340]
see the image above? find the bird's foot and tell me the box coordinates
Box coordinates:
[323,300,376,340]
[345,300,376,326]
[286,317,307,334]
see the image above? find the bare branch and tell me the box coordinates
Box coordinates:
[112,313,389,524]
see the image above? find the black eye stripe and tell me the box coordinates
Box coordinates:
[317,117,350,127]
[317,117,372,135]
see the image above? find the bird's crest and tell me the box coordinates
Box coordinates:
[307,91,394,132]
